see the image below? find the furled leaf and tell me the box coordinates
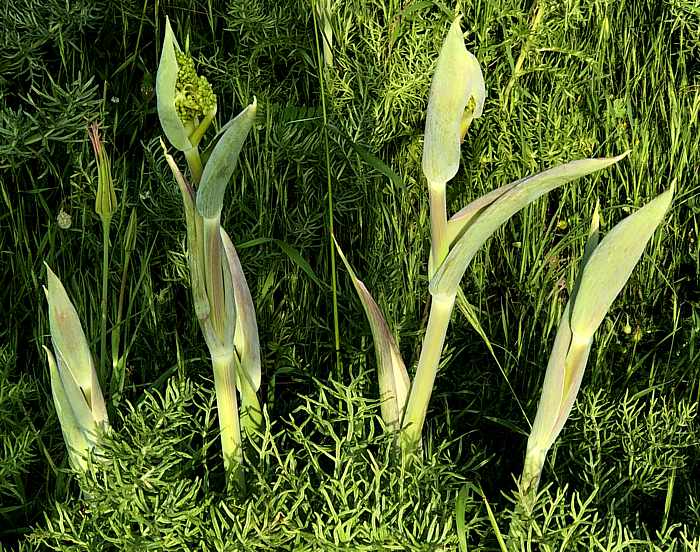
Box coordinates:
[156,17,191,152]
[44,264,95,403]
[196,100,257,220]
[334,237,410,430]
[45,347,89,471]
[430,153,629,296]
[422,17,485,186]
[570,186,673,340]
[220,227,261,391]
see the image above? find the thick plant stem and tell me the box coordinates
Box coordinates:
[520,445,546,507]
[212,352,245,492]
[99,218,110,390]
[184,146,203,186]
[400,293,456,460]
[429,182,449,273]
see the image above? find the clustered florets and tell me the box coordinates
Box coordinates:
[174,50,217,126]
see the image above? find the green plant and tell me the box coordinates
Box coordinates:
[521,187,673,503]
[87,122,118,392]
[43,265,110,473]
[335,17,627,462]
[156,17,262,490]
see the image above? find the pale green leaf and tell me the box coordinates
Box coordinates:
[45,264,94,403]
[45,346,89,471]
[156,17,191,152]
[422,17,485,185]
[197,100,257,219]
[570,186,673,339]
[430,153,629,296]
[334,237,410,430]
[220,227,261,391]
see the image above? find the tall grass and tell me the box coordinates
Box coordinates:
[0,0,698,548]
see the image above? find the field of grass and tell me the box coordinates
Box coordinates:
[1,0,699,549]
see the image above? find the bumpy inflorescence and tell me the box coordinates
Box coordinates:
[174,50,217,126]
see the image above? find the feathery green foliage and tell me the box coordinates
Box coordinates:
[0,0,698,548]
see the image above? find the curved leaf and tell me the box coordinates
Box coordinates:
[570,186,673,339]
[430,153,629,296]
[422,17,485,185]
[197,100,257,220]
[334,237,410,430]
[156,17,191,152]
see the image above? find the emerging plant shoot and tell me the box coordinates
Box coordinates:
[335,17,629,463]
[44,265,110,473]
[157,17,261,491]
[521,187,674,501]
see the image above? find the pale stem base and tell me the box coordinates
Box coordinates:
[212,352,244,491]
[400,293,456,461]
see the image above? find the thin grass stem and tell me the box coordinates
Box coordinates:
[312,3,342,376]
[99,218,110,390]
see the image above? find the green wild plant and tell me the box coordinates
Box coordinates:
[87,122,118,391]
[520,187,674,504]
[335,17,629,462]
[156,16,262,490]
[43,265,110,474]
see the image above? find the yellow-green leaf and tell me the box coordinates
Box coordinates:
[570,186,673,340]
[422,17,485,186]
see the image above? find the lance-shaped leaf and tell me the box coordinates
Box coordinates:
[45,265,107,424]
[45,347,91,471]
[523,190,672,494]
[529,206,600,455]
[221,228,263,435]
[430,153,629,297]
[334,237,410,430]
[570,185,674,340]
[422,17,485,186]
[220,227,261,390]
[156,17,191,152]
[161,139,210,321]
[445,181,520,246]
[197,100,258,220]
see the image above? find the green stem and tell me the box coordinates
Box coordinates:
[99,218,110,391]
[312,4,342,376]
[400,293,456,460]
[184,146,203,186]
[429,181,449,274]
[212,352,245,492]
[520,444,546,507]
[109,246,131,398]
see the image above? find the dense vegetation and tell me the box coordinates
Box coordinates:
[1,0,698,549]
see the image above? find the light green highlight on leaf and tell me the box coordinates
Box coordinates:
[422,17,485,185]
[430,153,630,296]
[197,100,258,220]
